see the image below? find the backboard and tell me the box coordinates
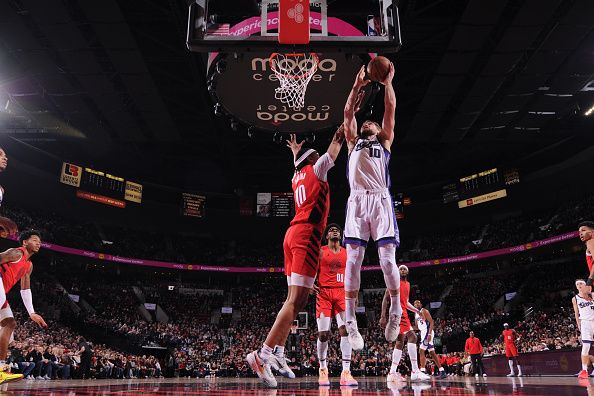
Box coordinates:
[188,0,401,133]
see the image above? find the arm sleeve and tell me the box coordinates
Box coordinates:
[313,153,335,182]
[20,289,35,315]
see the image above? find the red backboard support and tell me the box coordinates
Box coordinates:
[278,0,310,45]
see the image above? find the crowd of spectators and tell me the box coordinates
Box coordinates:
[2,194,592,269]
[0,194,591,380]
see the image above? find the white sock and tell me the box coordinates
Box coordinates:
[274,345,285,356]
[508,360,514,373]
[345,297,357,324]
[317,339,328,369]
[517,365,522,375]
[420,367,426,372]
[389,294,403,316]
[340,336,352,371]
[391,348,402,373]
[439,367,445,372]
[259,344,274,363]
[407,343,419,373]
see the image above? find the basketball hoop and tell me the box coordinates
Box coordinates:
[270,52,319,111]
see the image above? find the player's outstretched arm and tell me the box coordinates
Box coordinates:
[20,264,48,328]
[325,124,345,162]
[343,67,369,145]
[0,248,22,264]
[286,134,305,163]
[378,62,396,149]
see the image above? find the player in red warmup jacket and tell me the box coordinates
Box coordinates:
[314,224,357,387]
[502,323,522,377]
[246,129,344,388]
[0,230,47,385]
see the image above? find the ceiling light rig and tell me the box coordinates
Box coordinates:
[585,104,594,116]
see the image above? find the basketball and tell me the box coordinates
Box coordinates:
[367,56,391,82]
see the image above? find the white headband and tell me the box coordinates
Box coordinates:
[294,149,316,167]
[399,265,409,271]
[576,280,586,286]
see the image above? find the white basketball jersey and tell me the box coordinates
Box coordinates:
[415,311,429,336]
[577,294,594,321]
[348,136,391,191]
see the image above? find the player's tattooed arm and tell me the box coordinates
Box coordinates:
[344,67,369,145]
[325,124,345,162]
[0,248,23,264]
[378,62,396,149]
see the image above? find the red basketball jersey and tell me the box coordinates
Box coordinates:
[587,251,593,274]
[318,246,346,288]
[290,164,330,230]
[400,280,410,319]
[503,329,516,347]
[0,247,32,292]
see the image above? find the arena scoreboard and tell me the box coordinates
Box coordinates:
[182,193,206,218]
[256,192,295,217]
[59,162,143,208]
[442,167,520,207]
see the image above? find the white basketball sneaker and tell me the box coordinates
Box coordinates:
[411,370,431,381]
[345,320,364,351]
[269,351,295,379]
[384,313,401,342]
[246,351,277,388]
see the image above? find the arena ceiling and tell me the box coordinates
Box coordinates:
[0,0,593,193]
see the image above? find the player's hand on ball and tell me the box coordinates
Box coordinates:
[380,62,395,86]
[0,217,18,237]
[30,313,48,328]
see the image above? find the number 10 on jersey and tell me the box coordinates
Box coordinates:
[295,184,307,208]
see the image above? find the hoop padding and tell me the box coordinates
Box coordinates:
[270,53,319,111]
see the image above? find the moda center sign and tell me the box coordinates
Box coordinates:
[206,14,371,133]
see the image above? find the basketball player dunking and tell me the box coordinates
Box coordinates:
[579,222,594,291]
[502,323,522,377]
[246,130,344,388]
[314,223,356,387]
[413,299,446,378]
[0,230,47,384]
[381,265,429,382]
[573,279,594,379]
[0,148,19,237]
[342,63,403,350]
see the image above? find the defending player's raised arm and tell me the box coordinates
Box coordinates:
[573,296,581,332]
[343,67,369,145]
[286,134,305,163]
[378,62,396,149]
[325,124,345,162]
[20,264,48,328]
[0,248,22,264]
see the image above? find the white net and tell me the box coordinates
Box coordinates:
[270,53,319,111]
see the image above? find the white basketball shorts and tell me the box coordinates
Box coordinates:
[344,189,400,247]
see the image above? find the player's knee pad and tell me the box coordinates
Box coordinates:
[345,245,365,291]
[582,342,591,356]
[378,245,399,290]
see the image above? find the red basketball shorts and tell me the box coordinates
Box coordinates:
[283,223,323,280]
[505,344,519,358]
[316,287,346,319]
[399,315,412,335]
